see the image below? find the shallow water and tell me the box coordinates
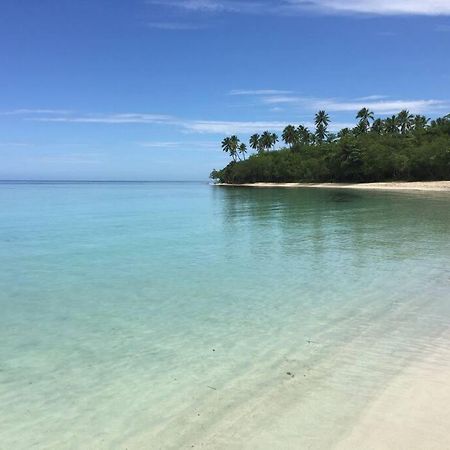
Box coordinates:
[0,182,449,449]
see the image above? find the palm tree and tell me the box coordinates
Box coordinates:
[249,133,261,153]
[356,107,374,133]
[297,125,311,145]
[384,115,399,134]
[238,143,247,160]
[222,136,240,161]
[327,132,337,143]
[371,118,384,134]
[260,131,273,152]
[337,127,351,138]
[397,110,414,134]
[282,125,298,148]
[431,114,450,128]
[229,135,240,160]
[413,115,430,130]
[315,125,327,143]
[270,133,279,150]
[315,110,330,143]
[221,137,232,159]
[353,122,367,136]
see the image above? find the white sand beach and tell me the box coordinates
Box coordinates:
[217,181,450,192]
[337,334,450,450]
[176,333,450,450]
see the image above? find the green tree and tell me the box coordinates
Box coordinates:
[239,143,247,160]
[371,118,384,134]
[270,133,279,149]
[337,127,351,138]
[249,134,261,153]
[297,125,311,145]
[260,131,273,152]
[315,110,330,143]
[384,116,399,134]
[222,136,240,161]
[221,137,233,159]
[212,112,450,185]
[413,115,430,131]
[397,110,414,134]
[282,125,298,148]
[356,107,374,133]
[230,135,241,160]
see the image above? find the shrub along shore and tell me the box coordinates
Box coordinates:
[210,110,450,184]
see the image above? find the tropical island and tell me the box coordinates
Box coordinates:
[210,109,450,185]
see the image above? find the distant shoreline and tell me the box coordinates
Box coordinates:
[215,181,450,192]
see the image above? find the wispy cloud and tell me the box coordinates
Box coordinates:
[137,140,217,149]
[287,0,450,16]
[31,113,174,124]
[258,94,449,114]
[184,119,353,133]
[15,94,448,139]
[0,141,30,148]
[356,95,388,101]
[1,109,72,116]
[313,98,449,114]
[148,0,450,16]
[23,111,293,134]
[147,0,264,13]
[261,95,303,104]
[229,89,293,96]
[184,120,289,133]
[147,21,205,30]
[27,112,289,134]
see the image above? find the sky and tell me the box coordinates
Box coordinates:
[0,0,449,180]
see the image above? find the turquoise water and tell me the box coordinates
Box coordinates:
[0,182,449,449]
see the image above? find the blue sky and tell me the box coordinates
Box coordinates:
[1,0,449,180]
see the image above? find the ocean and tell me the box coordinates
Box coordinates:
[1,181,449,449]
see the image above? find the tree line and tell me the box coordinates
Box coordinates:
[212,109,450,183]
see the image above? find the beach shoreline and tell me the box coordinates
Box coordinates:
[215,181,450,192]
[336,332,450,450]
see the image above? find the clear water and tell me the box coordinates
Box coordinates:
[0,182,449,449]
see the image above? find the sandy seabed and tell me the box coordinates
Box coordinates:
[336,334,450,450]
[216,181,450,192]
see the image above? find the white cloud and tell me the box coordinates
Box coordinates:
[147,22,205,30]
[137,141,217,149]
[147,0,261,13]
[183,120,289,133]
[2,109,72,115]
[0,142,30,147]
[261,95,303,104]
[356,95,389,101]
[28,112,288,134]
[286,0,450,16]
[316,99,449,114]
[16,95,448,139]
[31,113,174,124]
[149,0,450,16]
[184,120,353,133]
[259,94,449,114]
[229,89,293,96]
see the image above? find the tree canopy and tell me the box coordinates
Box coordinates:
[211,110,450,184]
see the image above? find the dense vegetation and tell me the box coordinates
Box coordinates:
[210,109,450,184]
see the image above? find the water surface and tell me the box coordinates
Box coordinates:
[0,182,449,448]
